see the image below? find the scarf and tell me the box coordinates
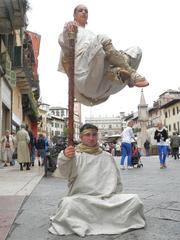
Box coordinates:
[76,143,102,155]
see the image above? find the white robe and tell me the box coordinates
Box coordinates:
[49,151,145,237]
[58,27,141,106]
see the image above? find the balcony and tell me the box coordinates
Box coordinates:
[0,0,29,34]
[14,32,40,96]
[22,92,40,121]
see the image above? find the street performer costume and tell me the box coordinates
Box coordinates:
[49,124,145,237]
[57,4,149,106]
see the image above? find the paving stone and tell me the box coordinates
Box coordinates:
[5,156,180,240]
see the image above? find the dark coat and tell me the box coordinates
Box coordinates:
[154,128,168,143]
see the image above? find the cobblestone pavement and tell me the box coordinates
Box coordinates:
[6,156,180,240]
[0,163,44,240]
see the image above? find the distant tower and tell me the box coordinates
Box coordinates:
[137,89,149,154]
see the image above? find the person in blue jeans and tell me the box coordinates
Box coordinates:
[36,134,46,166]
[154,123,168,169]
[120,120,136,169]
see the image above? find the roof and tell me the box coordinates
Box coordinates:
[159,89,180,97]
[160,98,180,109]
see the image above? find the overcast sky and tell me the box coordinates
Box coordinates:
[27,0,180,121]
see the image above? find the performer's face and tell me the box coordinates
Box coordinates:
[80,131,98,147]
[74,5,88,27]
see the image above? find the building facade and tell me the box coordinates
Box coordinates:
[85,113,126,142]
[0,0,40,160]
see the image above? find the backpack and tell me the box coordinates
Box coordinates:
[36,138,45,149]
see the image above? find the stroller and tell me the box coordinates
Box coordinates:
[131,142,143,168]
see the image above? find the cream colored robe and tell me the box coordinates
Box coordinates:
[49,151,145,236]
[16,129,30,163]
[58,27,142,106]
[1,135,15,162]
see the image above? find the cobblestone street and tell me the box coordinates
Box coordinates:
[3,155,180,240]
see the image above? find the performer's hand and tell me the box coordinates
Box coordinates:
[64,21,78,33]
[64,145,75,158]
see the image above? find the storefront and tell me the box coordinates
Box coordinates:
[0,78,12,136]
[0,77,12,161]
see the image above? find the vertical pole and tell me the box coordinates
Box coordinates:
[67,32,76,146]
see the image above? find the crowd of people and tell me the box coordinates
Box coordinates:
[101,121,180,170]
[0,124,50,171]
[1,121,179,171]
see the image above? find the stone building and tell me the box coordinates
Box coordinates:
[85,113,126,142]
[0,0,40,160]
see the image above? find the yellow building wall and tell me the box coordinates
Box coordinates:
[12,87,23,122]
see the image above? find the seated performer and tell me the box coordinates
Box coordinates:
[49,123,145,237]
[58,4,149,106]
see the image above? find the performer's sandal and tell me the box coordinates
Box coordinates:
[128,72,149,88]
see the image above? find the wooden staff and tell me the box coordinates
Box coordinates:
[67,32,76,146]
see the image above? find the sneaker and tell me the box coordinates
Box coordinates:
[120,165,125,170]
[160,165,164,169]
[128,166,133,169]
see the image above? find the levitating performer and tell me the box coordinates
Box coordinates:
[58,4,149,106]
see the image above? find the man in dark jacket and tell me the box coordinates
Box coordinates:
[144,140,150,156]
[170,132,180,159]
[36,134,46,166]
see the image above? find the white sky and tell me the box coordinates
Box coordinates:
[27,0,180,121]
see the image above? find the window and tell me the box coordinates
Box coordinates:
[173,108,175,115]
[61,110,65,117]
[168,109,171,117]
[13,46,23,67]
[18,94,21,109]
[165,112,168,118]
[173,123,176,131]
[55,131,60,136]
[177,122,180,133]
[169,125,171,131]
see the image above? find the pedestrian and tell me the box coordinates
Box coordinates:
[16,124,31,171]
[120,120,136,169]
[36,133,46,166]
[49,123,145,236]
[144,139,150,156]
[170,132,180,160]
[44,134,49,153]
[58,4,149,106]
[104,143,110,153]
[1,130,15,167]
[26,124,36,166]
[154,123,168,169]
[115,142,121,156]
